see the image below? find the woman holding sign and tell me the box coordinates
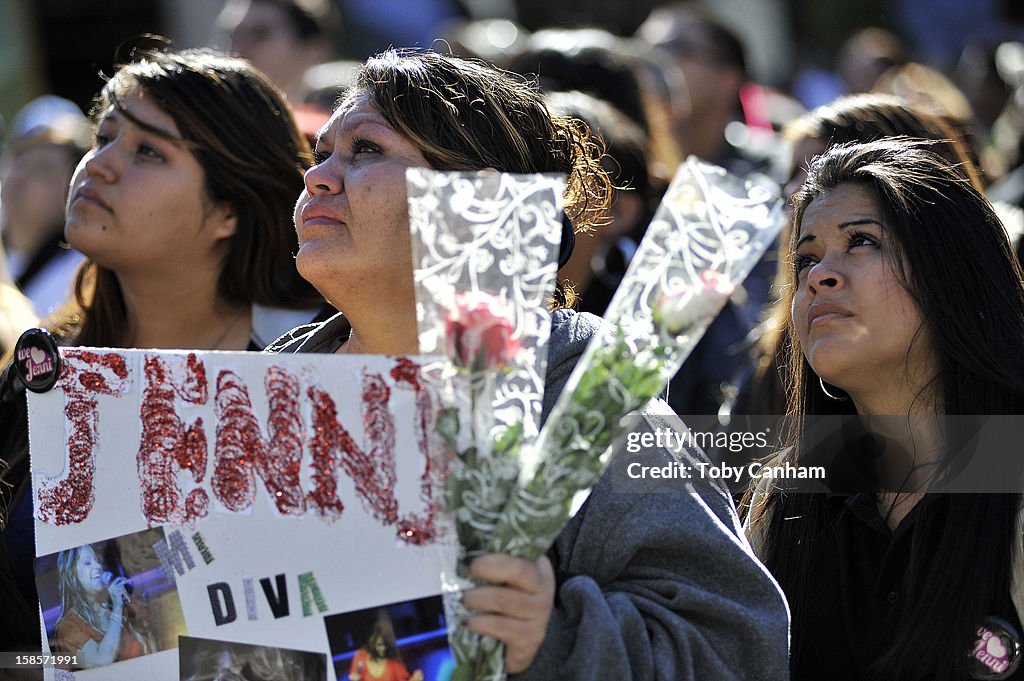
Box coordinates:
[745,139,1024,680]
[53,543,150,667]
[270,48,789,679]
[0,45,327,649]
[57,44,326,350]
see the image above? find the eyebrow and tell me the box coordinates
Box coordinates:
[314,116,392,150]
[106,106,190,148]
[795,218,883,250]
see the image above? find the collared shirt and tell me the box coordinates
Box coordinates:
[790,492,1024,680]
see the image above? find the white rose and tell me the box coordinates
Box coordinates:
[656,270,735,336]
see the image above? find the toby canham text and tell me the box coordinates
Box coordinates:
[626,461,825,483]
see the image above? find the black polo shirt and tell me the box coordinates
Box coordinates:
[790,493,1024,681]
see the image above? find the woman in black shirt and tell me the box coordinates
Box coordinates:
[747,138,1024,680]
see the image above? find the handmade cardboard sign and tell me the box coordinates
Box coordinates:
[30,349,452,681]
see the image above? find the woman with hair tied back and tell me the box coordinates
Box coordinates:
[0,45,327,646]
[269,48,789,679]
[745,138,1024,680]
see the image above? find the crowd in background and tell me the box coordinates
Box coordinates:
[3,0,1023,414]
[2,1,1024,678]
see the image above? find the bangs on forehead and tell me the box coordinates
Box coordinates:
[96,78,193,146]
[335,87,371,115]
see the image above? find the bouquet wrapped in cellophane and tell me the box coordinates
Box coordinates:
[406,159,783,681]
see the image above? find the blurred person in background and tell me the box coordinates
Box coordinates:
[635,2,770,178]
[215,0,341,145]
[637,3,780,417]
[986,41,1024,269]
[977,41,1024,211]
[1,96,90,318]
[834,28,910,97]
[502,28,679,317]
[504,27,684,177]
[216,0,341,105]
[0,247,37,357]
[956,37,1019,179]
[543,90,660,317]
[870,59,1024,248]
[871,61,985,177]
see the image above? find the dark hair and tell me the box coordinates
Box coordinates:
[504,31,683,190]
[247,0,339,42]
[789,140,1024,419]
[783,93,983,191]
[59,47,321,347]
[362,619,402,662]
[344,49,613,307]
[545,90,650,198]
[348,49,610,229]
[743,94,988,417]
[637,2,747,76]
[752,139,1024,680]
[504,29,651,134]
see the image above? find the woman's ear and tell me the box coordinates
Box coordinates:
[206,201,238,240]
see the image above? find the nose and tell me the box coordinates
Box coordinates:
[303,157,342,196]
[83,145,118,184]
[806,258,843,294]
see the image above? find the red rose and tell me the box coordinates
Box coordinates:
[445,291,520,371]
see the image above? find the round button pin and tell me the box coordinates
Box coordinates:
[967,616,1022,680]
[13,328,62,393]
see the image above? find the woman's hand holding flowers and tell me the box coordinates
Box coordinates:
[463,554,556,673]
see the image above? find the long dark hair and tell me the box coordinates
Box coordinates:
[782,93,983,191]
[53,46,322,347]
[750,139,1024,680]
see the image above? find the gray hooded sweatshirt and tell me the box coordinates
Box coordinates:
[268,308,790,680]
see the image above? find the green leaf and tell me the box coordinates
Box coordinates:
[449,664,473,681]
[493,422,523,454]
[437,408,460,448]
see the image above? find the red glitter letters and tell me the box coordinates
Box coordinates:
[210,367,305,515]
[41,354,437,538]
[137,354,210,525]
[35,350,130,525]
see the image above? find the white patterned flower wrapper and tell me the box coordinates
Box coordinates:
[490,157,786,560]
[406,168,565,681]
[408,168,564,425]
